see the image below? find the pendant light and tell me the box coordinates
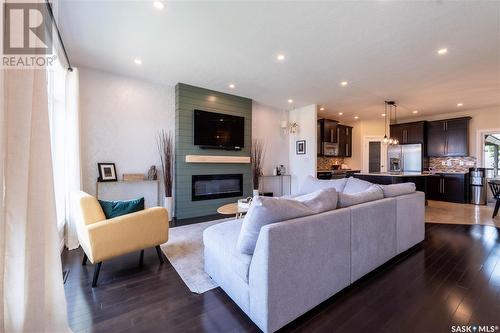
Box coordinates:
[384,101,399,145]
[383,102,388,144]
[393,104,399,145]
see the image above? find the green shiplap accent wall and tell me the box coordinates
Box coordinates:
[175,83,252,219]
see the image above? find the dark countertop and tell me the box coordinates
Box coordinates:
[355,171,469,177]
[317,169,361,173]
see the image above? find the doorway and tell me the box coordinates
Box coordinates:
[369,142,381,172]
[363,136,387,173]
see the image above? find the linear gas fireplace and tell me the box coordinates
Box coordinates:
[192,174,243,201]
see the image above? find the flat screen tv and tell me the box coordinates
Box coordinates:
[193,110,244,150]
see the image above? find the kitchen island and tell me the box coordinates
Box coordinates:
[353,173,429,192]
[353,172,469,203]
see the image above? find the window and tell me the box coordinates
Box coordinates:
[484,134,500,178]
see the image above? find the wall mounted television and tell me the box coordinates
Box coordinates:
[193,109,244,150]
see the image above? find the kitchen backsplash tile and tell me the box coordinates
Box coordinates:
[428,156,476,173]
[317,157,344,170]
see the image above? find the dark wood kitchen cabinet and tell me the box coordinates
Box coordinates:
[426,173,468,203]
[427,121,446,156]
[337,125,352,157]
[318,119,352,157]
[318,119,339,143]
[426,117,470,157]
[390,121,426,145]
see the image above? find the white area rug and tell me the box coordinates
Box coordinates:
[160,218,232,294]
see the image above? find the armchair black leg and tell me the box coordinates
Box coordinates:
[82,253,88,266]
[139,250,144,266]
[155,245,164,264]
[92,262,102,288]
[493,199,500,218]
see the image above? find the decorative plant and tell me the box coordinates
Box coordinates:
[251,139,265,190]
[157,130,174,197]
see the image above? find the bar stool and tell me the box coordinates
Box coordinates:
[488,181,500,218]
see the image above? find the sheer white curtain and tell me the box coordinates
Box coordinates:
[64,68,82,249]
[48,62,82,250]
[1,67,70,331]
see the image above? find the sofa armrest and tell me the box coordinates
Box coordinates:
[86,207,169,262]
[248,208,351,333]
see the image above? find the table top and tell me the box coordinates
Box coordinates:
[217,203,248,215]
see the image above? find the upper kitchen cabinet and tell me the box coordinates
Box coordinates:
[317,119,352,157]
[390,121,426,145]
[318,119,339,143]
[426,117,471,157]
[337,124,352,157]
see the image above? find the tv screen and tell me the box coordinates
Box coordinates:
[193,110,245,149]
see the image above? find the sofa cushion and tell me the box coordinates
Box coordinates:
[379,183,416,198]
[299,175,348,194]
[343,177,373,194]
[98,197,144,219]
[338,184,384,208]
[236,188,338,255]
[203,219,252,283]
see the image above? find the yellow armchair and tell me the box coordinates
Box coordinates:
[77,192,169,287]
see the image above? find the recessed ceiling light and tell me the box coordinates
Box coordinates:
[228,84,235,89]
[338,112,343,116]
[457,103,463,107]
[354,116,359,119]
[288,99,293,104]
[412,110,419,114]
[320,107,325,111]
[277,54,286,61]
[437,48,448,55]
[153,1,165,10]
[381,113,386,117]
[134,58,142,65]
[340,81,348,86]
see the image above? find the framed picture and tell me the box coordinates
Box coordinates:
[97,163,117,182]
[296,140,306,155]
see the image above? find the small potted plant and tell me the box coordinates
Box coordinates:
[251,139,265,196]
[157,130,173,221]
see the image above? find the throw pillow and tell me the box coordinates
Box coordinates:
[236,187,338,254]
[299,175,348,194]
[379,183,416,198]
[343,177,373,194]
[98,197,145,219]
[338,184,384,208]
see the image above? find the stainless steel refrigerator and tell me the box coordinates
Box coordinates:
[387,144,422,172]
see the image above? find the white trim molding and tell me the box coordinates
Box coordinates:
[362,136,387,173]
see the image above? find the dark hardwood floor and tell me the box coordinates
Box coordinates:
[62,223,500,333]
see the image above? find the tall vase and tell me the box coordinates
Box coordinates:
[164,196,173,221]
[253,189,259,197]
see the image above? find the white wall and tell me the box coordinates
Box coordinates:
[289,104,317,194]
[345,118,385,171]
[252,102,289,175]
[79,67,175,200]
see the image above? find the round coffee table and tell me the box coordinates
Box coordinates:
[217,203,248,219]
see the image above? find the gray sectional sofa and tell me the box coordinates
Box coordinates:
[203,178,425,333]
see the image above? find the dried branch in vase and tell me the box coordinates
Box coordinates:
[157,130,173,197]
[251,139,266,190]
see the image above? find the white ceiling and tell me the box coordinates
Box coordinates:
[58,0,500,120]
